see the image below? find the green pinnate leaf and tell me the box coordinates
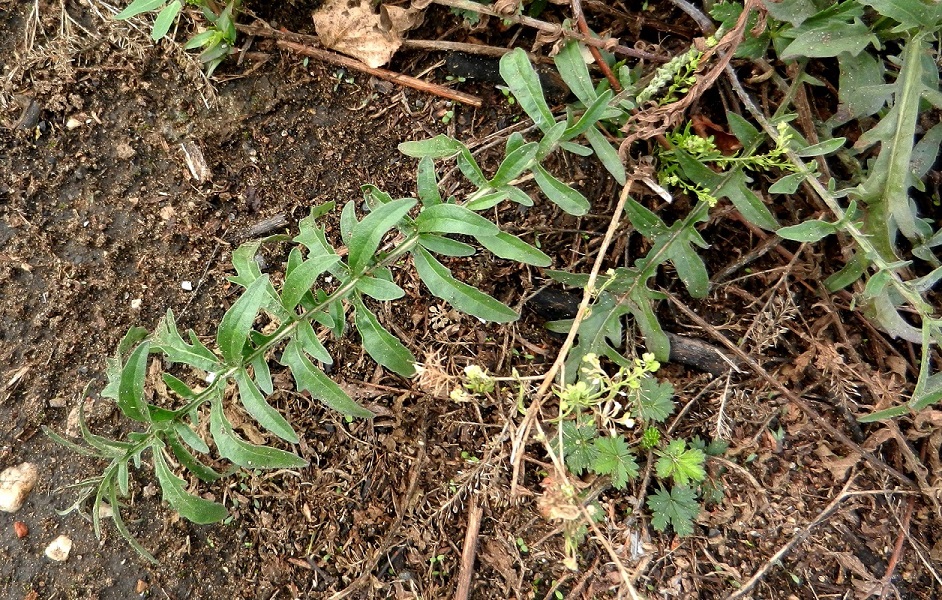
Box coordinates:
[153,449,228,524]
[352,295,416,378]
[348,198,416,272]
[415,203,500,237]
[655,440,706,487]
[233,368,298,443]
[591,435,639,490]
[281,339,374,418]
[647,485,700,536]
[412,246,518,323]
[161,431,223,482]
[153,310,221,372]
[281,254,341,312]
[209,398,308,469]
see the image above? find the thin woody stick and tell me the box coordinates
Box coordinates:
[276,39,483,107]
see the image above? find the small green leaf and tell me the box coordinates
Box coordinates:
[457,149,488,188]
[117,341,151,423]
[234,368,298,443]
[561,421,598,475]
[415,203,499,237]
[638,378,675,423]
[489,142,538,187]
[229,242,264,288]
[162,373,196,399]
[353,296,416,377]
[592,435,639,490]
[532,164,590,216]
[348,198,416,272]
[295,320,332,364]
[564,89,614,139]
[153,310,220,372]
[477,232,551,267]
[151,0,181,40]
[418,233,476,257]
[114,0,166,20]
[655,440,706,487]
[796,137,846,157]
[281,339,374,418]
[153,450,228,524]
[417,156,442,206]
[209,399,308,469]
[412,246,518,323]
[648,485,700,536]
[281,254,340,311]
[162,431,223,482]
[399,135,464,158]
[554,41,596,104]
[768,172,805,195]
[726,112,762,148]
[584,126,626,185]
[216,275,269,364]
[356,275,405,300]
[173,421,210,454]
[777,219,838,242]
[499,48,555,132]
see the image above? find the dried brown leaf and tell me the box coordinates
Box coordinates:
[313,0,421,68]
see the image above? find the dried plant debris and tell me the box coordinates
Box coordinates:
[313,0,423,68]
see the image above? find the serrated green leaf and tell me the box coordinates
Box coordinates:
[862,0,942,29]
[489,142,538,188]
[778,219,838,242]
[592,435,639,490]
[561,421,598,475]
[499,48,555,132]
[353,296,416,377]
[418,233,477,257]
[415,203,499,237]
[115,0,166,20]
[234,368,298,443]
[655,440,706,487]
[229,242,264,288]
[478,231,551,267]
[117,341,151,423]
[151,0,181,40]
[412,246,518,323]
[781,19,876,59]
[281,254,340,311]
[638,378,675,422]
[216,275,269,365]
[532,164,590,216]
[398,135,464,158]
[209,399,307,469]
[348,198,416,272]
[281,339,374,418]
[647,485,699,536]
[153,448,228,523]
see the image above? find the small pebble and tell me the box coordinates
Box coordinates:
[0,462,39,513]
[130,298,142,310]
[181,281,193,291]
[44,535,72,561]
[13,521,28,538]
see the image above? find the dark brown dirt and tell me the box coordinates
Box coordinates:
[1,2,939,600]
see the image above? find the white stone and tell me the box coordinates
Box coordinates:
[181,280,193,291]
[44,535,73,561]
[0,462,39,513]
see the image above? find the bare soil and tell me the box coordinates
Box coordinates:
[0,2,939,599]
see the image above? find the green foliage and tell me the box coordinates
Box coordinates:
[648,486,700,536]
[654,440,707,487]
[51,150,554,558]
[116,0,238,76]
